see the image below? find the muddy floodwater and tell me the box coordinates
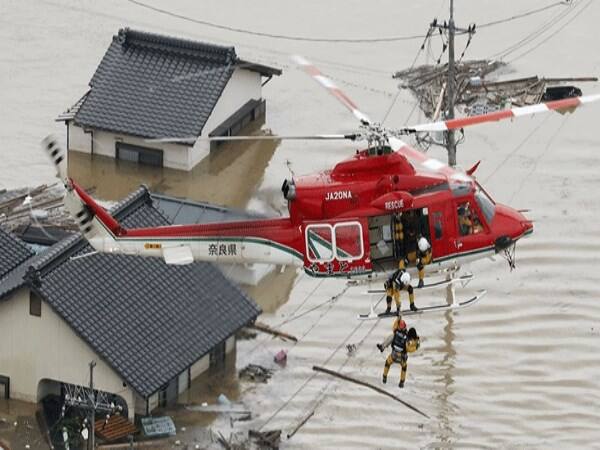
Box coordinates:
[2,0,600,448]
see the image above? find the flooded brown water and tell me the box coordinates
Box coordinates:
[2,0,600,448]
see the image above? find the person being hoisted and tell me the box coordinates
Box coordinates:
[416,236,432,288]
[384,269,418,315]
[377,317,421,388]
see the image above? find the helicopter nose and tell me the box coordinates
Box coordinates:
[494,205,533,241]
[521,218,534,237]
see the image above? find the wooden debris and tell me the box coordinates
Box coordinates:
[249,429,281,449]
[287,411,314,439]
[0,184,75,235]
[95,415,138,442]
[239,364,274,383]
[394,59,598,123]
[251,322,297,342]
[312,365,430,419]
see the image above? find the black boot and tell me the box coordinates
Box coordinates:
[382,375,387,384]
[399,380,404,388]
[418,279,424,288]
[410,303,418,312]
[376,343,384,353]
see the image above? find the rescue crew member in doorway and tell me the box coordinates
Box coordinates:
[403,211,419,265]
[416,236,432,288]
[377,317,420,388]
[384,270,418,314]
[393,212,406,269]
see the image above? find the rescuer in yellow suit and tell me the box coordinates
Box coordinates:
[416,236,432,288]
[393,213,406,269]
[384,270,418,314]
[377,317,420,388]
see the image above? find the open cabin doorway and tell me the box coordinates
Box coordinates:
[368,208,431,272]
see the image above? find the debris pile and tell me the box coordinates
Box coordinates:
[238,364,274,383]
[0,184,75,233]
[394,59,597,120]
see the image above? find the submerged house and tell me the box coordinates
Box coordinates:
[58,28,281,170]
[0,187,260,417]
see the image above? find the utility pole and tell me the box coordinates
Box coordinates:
[89,360,96,450]
[446,0,457,167]
[429,0,474,167]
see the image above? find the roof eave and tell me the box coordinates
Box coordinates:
[237,59,282,77]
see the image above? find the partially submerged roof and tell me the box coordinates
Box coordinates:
[69,28,280,140]
[0,187,260,398]
[151,193,263,225]
[0,227,34,279]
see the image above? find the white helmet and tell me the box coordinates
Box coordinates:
[400,271,411,285]
[418,237,430,252]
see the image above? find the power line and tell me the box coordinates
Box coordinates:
[478,1,568,29]
[124,0,573,45]
[507,0,592,63]
[125,0,427,43]
[491,0,581,60]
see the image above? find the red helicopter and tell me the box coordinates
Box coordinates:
[42,56,599,297]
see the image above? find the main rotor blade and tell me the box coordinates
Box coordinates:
[208,134,359,141]
[292,55,372,125]
[147,134,360,144]
[404,93,600,133]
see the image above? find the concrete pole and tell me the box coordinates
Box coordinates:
[89,361,96,450]
[446,0,457,167]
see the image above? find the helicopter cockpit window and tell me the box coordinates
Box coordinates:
[450,182,471,198]
[474,188,496,223]
[334,222,363,261]
[306,224,334,262]
[457,202,484,236]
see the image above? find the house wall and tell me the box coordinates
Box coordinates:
[191,68,263,167]
[67,68,262,171]
[67,123,193,171]
[0,288,135,418]
[68,121,92,153]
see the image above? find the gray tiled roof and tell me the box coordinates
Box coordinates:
[73,28,275,141]
[151,193,263,225]
[26,187,260,397]
[0,227,34,279]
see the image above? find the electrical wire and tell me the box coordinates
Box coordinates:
[491,0,581,60]
[478,1,568,29]
[506,0,592,63]
[124,0,573,45]
[125,0,428,43]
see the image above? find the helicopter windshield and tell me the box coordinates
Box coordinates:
[474,187,495,223]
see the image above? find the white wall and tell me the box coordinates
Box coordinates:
[191,68,262,167]
[189,354,209,380]
[68,124,193,171]
[68,121,92,153]
[68,68,262,170]
[0,289,135,418]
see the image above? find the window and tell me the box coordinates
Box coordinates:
[432,212,443,239]
[457,202,484,236]
[333,222,363,261]
[30,292,41,317]
[116,142,163,167]
[474,188,496,223]
[306,224,334,262]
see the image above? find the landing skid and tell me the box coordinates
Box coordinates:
[365,273,473,293]
[357,289,486,320]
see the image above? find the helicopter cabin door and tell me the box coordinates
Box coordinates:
[303,218,371,276]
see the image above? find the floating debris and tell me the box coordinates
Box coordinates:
[394,59,597,121]
[239,364,274,383]
[274,350,287,367]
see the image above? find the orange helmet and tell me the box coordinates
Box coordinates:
[394,318,407,331]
